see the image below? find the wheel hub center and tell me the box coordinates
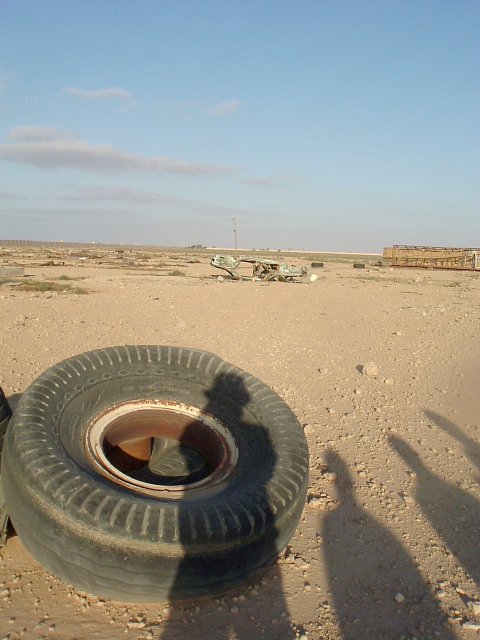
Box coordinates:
[84,400,238,498]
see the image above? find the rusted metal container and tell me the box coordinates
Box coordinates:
[383,245,480,271]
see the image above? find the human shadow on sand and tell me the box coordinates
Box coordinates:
[425,409,480,475]
[390,433,480,589]
[322,449,454,640]
[158,372,296,640]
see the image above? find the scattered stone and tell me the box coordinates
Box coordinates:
[468,601,480,615]
[463,621,480,631]
[322,471,338,482]
[127,614,146,629]
[318,367,329,375]
[217,275,224,282]
[307,493,336,510]
[230,605,239,614]
[362,362,379,376]
[384,378,394,385]
[394,592,405,603]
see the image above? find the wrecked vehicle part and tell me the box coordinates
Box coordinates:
[211,254,309,282]
[210,254,242,279]
[2,346,309,602]
[251,259,307,282]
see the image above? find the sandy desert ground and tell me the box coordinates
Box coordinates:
[0,245,479,640]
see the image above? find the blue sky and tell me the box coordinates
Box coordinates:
[0,1,478,252]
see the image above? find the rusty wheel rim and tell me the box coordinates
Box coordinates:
[84,400,238,499]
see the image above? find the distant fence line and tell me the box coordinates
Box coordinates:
[0,239,163,251]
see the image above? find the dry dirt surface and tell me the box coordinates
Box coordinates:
[1,246,479,640]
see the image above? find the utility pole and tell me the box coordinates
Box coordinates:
[232,217,238,256]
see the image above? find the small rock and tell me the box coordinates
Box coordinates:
[127,614,146,629]
[362,362,379,376]
[230,605,239,614]
[217,275,224,282]
[394,592,405,603]
[463,622,480,630]
[384,378,394,385]
[468,601,480,615]
[322,471,338,482]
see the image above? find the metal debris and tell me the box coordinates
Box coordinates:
[210,254,315,283]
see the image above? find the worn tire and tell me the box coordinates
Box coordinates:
[2,346,308,602]
[0,387,12,546]
[0,387,12,439]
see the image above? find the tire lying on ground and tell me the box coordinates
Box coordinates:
[0,387,12,438]
[2,346,309,602]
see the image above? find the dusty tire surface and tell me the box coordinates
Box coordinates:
[2,345,309,602]
[0,387,12,438]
